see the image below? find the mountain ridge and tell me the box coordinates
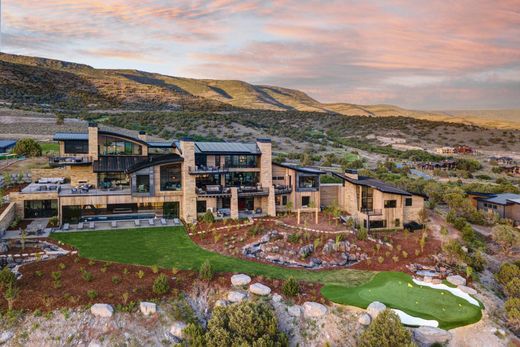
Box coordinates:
[1,52,518,129]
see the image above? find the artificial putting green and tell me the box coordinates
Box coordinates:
[51,227,482,329]
[321,271,483,330]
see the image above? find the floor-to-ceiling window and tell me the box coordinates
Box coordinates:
[24,200,58,218]
[160,164,182,191]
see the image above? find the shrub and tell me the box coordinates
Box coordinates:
[0,267,16,289]
[58,263,66,270]
[204,301,288,346]
[505,297,520,332]
[357,227,368,241]
[377,256,384,264]
[199,260,213,281]
[150,264,159,274]
[81,269,94,282]
[201,210,215,224]
[505,278,520,298]
[51,271,61,282]
[136,270,145,279]
[248,223,264,236]
[112,275,122,284]
[287,233,301,243]
[359,309,413,347]
[282,277,300,297]
[496,263,520,286]
[153,274,170,295]
[492,224,520,254]
[87,290,98,300]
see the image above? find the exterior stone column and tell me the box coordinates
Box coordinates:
[256,139,276,216]
[230,187,239,219]
[88,123,99,160]
[180,139,197,223]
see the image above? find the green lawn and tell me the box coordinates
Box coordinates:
[51,227,482,329]
[39,142,59,154]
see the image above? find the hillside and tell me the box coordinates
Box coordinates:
[1,53,519,128]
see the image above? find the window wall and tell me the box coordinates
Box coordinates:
[160,164,182,191]
[297,174,319,190]
[361,186,374,211]
[64,140,88,154]
[98,172,130,189]
[24,200,58,218]
[224,155,258,168]
[224,172,259,187]
[135,174,150,193]
[98,135,142,156]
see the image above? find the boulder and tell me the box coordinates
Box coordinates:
[288,305,302,317]
[302,301,328,318]
[0,242,8,253]
[90,304,114,318]
[298,244,314,258]
[140,301,157,316]
[358,313,371,326]
[170,321,187,339]
[215,299,229,307]
[272,293,282,303]
[458,285,477,295]
[249,283,271,296]
[413,326,452,347]
[231,274,251,287]
[228,291,247,303]
[0,331,14,344]
[367,301,386,319]
[447,275,466,286]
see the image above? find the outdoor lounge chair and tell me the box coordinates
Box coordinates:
[77,222,84,230]
[173,218,181,225]
[160,218,167,225]
[63,223,69,231]
[89,222,95,229]
[111,221,117,228]
[148,218,155,226]
[134,219,140,226]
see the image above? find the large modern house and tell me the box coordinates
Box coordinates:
[468,192,520,223]
[7,125,425,230]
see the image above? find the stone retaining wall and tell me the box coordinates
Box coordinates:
[0,202,16,235]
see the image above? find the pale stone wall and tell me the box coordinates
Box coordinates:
[403,195,425,224]
[230,188,239,219]
[10,191,59,219]
[69,165,97,186]
[256,140,275,216]
[88,125,98,160]
[31,167,70,182]
[0,202,16,234]
[180,140,197,222]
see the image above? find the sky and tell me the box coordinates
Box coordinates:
[1,0,520,110]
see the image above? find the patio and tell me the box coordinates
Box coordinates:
[55,217,183,233]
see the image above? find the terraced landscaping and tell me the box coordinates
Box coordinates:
[51,227,483,329]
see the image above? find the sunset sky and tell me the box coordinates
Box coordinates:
[2,0,519,109]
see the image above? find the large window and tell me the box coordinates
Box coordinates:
[224,155,258,168]
[197,200,207,214]
[64,140,88,154]
[361,186,374,211]
[196,174,220,188]
[297,175,319,190]
[98,135,142,156]
[24,200,58,218]
[163,202,179,218]
[384,200,397,208]
[405,198,413,207]
[301,196,310,207]
[224,172,259,187]
[98,173,130,190]
[160,164,182,191]
[135,174,150,193]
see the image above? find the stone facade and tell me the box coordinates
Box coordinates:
[0,203,16,234]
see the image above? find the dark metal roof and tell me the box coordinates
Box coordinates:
[125,154,183,173]
[0,140,17,148]
[332,172,412,196]
[194,142,260,155]
[273,162,325,175]
[476,193,520,206]
[93,156,147,172]
[53,133,89,141]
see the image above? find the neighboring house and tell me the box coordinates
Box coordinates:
[435,147,454,155]
[500,165,520,176]
[489,156,514,166]
[0,140,17,153]
[325,170,425,230]
[453,145,475,154]
[9,123,276,224]
[271,163,324,212]
[471,193,520,222]
[416,160,456,171]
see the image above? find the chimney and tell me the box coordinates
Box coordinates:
[138,130,147,142]
[88,122,99,160]
[344,168,359,180]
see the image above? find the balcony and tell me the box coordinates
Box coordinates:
[196,185,269,197]
[360,208,383,216]
[59,184,131,197]
[49,156,92,167]
[189,165,229,175]
[274,185,292,195]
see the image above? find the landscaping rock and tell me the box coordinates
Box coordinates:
[298,244,314,258]
[458,285,477,295]
[231,274,252,287]
[0,331,14,344]
[249,283,271,296]
[367,301,386,319]
[302,302,327,318]
[228,291,247,302]
[170,321,187,339]
[288,305,302,317]
[447,275,466,286]
[139,302,157,316]
[214,299,228,307]
[0,242,8,253]
[90,304,114,318]
[358,313,371,326]
[272,293,282,303]
[413,326,452,347]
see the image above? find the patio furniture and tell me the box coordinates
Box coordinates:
[77,222,84,230]
[111,221,117,228]
[148,218,155,226]
[63,223,70,231]
[255,208,262,214]
[160,218,167,225]
[89,222,95,229]
[173,218,181,225]
[134,219,140,226]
